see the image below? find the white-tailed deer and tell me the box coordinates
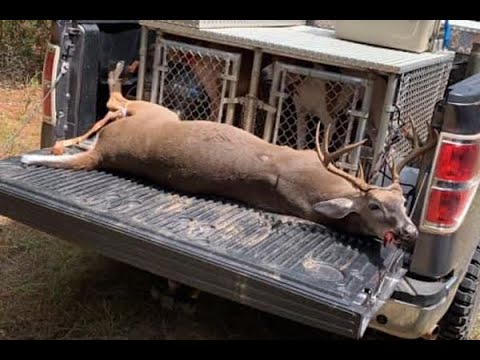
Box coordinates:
[22,62,438,247]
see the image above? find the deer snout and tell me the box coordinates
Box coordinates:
[398,223,419,242]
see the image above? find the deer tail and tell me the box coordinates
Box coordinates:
[21,150,100,170]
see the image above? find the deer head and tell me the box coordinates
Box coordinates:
[312,121,438,246]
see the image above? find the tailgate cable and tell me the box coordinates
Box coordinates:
[0,60,69,159]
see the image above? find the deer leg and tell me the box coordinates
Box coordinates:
[51,110,123,155]
[105,61,131,113]
[52,61,132,155]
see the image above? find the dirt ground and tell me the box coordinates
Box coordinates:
[0,85,479,340]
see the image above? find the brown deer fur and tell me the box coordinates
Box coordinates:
[22,62,432,246]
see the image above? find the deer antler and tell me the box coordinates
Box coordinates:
[315,122,370,192]
[389,118,439,183]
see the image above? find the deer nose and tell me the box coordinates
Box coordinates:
[400,224,419,241]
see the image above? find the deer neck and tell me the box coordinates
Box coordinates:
[315,178,363,203]
[305,155,364,201]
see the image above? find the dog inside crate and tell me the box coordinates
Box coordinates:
[142,39,227,121]
[147,36,260,126]
[262,62,371,174]
[276,79,356,152]
[162,58,213,120]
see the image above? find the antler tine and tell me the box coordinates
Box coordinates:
[392,121,439,184]
[315,121,326,163]
[325,124,368,164]
[389,157,400,183]
[315,122,370,191]
[403,117,421,149]
[321,123,331,164]
[316,123,368,165]
[357,162,365,182]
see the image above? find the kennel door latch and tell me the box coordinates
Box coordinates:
[347,109,369,120]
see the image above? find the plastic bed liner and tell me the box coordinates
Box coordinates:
[0,150,407,338]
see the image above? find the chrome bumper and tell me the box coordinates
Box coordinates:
[368,275,459,339]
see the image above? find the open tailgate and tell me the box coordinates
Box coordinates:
[0,150,407,338]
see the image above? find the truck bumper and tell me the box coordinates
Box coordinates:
[369,274,459,339]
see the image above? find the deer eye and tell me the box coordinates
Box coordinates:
[368,203,381,211]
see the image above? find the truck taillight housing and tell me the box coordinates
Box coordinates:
[42,43,60,125]
[421,133,480,233]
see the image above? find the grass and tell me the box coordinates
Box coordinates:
[0,83,479,340]
[0,83,43,158]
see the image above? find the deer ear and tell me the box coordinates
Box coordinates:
[313,198,355,219]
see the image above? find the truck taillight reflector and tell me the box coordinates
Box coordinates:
[421,133,480,233]
[42,44,60,124]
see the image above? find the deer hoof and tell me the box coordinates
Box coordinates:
[51,142,65,155]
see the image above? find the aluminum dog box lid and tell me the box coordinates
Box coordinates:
[141,22,455,74]
[448,73,480,104]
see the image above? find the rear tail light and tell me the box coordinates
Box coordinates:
[420,132,480,233]
[424,187,475,226]
[434,142,480,182]
[42,43,60,125]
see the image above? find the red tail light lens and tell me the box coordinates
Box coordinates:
[43,50,55,82]
[42,44,60,124]
[42,49,54,118]
[425,188,474,226]
[421,133,480,233]
[435,142,480,182]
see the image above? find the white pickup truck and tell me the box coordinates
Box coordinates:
[1,20,480,339]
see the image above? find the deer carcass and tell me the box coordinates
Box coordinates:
[22,62,437,247]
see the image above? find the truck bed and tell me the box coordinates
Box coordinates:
[0,149,407,338]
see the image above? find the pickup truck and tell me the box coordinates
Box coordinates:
[1,19,480,340]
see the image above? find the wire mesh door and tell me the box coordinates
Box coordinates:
[150,39,241,123]
[387,61,453,166]
[267,63,374,173]
[357,61,452,213]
